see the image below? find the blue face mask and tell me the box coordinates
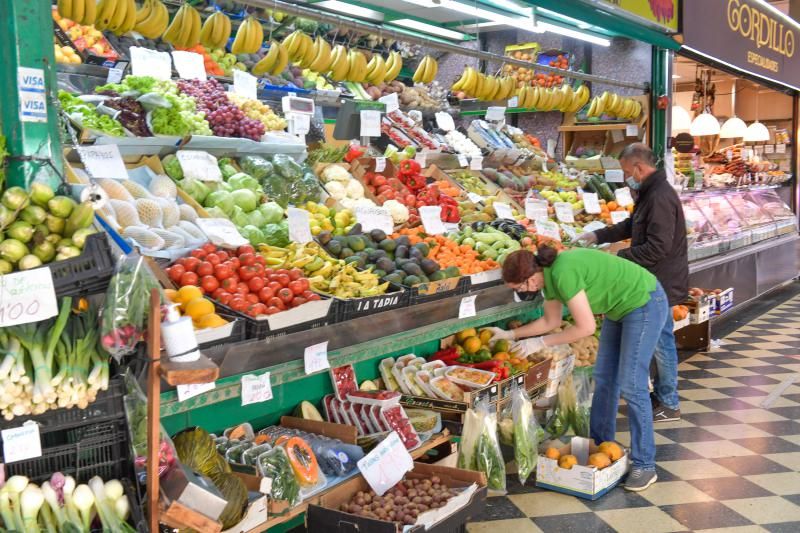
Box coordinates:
[625,175,641,190]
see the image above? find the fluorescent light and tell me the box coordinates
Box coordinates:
[402,0,535,30]
[744,121,770,142]
[690,113,720,136]
[536,7,591,29]
[486,0,531,16]
[536,21,610,46]
[391,18,468,40]
[672,74,681,79]
[315,0,384,20]
[720,117,747,138]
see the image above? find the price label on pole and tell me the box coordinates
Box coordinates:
[493,202,514,220]
[485,106,506,121]
[419,206,446,235]
[625,124,639,137]
[776,143,786,154]
[77,144,128,179]
[0,269,58,327]
[507,96,519,108]
[359,110,381,137]
[304,341,330,374]
[232,69,258,100]
[435,112,455,132]
[177,150,222,182]
[171,51,207,80]
[130,46,171,80]
[611,210,630,224]
[354,206,394,235]
[241,373,273,406]
[765,144,775,154]
[458,295,477,319]
[1,421,42,463]
[357,431,413,496]
[469,156,483,170]
[177,381,215,402]
[554,202,575,223]
[196,218,249,248]
[535,220,561,242]
[583,192,601,214]
[286,207,313,244]
[614,187,634,207]
[525,199,549,222]
[378,93,399,113]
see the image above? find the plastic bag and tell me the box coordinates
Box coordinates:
[511,382,541,485]
[239,155,274,181]
[100,254,164,360]
[459,399,506,492]
[572,369,593,438]
[544,374,574,440]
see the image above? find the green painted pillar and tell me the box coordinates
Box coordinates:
[651,47,670,166]
[0,0,63,190]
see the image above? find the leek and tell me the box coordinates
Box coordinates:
[20,484,44,532]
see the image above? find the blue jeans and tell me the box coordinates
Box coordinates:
[653,314,680,410]
[590,283,668,471]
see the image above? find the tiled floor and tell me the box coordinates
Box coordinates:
[467,293,800,533]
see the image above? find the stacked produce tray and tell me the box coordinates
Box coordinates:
[50,231,116,297]
[333,285,410,321]
[214,297,338,340]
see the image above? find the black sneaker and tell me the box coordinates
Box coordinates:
[625,469,658,491]
[653,404,681,423]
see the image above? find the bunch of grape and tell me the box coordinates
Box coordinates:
[176,78,264,140]
[227,93,288,132]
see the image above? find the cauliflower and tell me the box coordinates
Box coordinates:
[384,200,409,223]
[320,164,352,183]
[353,198,376,207]
[325,180,347,201]
[345,179,365,199]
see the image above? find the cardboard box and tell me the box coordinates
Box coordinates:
[716,288,734,315]
[536,436,628,500]
[685,297,711,325]
[306,462,487,533]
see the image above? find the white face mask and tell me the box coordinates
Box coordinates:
[626,175,641,190]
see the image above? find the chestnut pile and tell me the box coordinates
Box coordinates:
[339,476,456,525]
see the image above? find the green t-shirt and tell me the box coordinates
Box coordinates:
[542,248,657,321]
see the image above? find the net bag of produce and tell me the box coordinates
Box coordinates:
[458,399,506,492]
[511,382,541,485]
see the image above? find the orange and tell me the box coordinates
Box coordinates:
[493,352,510,362]
[558,455,578,469]
[164,288,178,302]
[463,336,482,354]
[588,453,612,469]
[456,328,477,343]
[545,447,561,460]
[195,313,228,329]
[607,201,618,211]
[185,297,215,320]
[478,329,493,345]
[598,442,624,462]
[177,285,203,306]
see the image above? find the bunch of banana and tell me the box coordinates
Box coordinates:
[282,30,315,66]
[364,54,387,85]
[451,68,515,101]
[412,55,438,84]
[57,0,97,25]
[96,0,137,35]
[518,84,590,112]
[252,41,288,76]
[586,91,642,119]
[230,16,263,55]
[306,36,334,73]
[162,3,202,48]
[451,67,479,94]
[133,0,169,40]
[345,50,368,83]
[199,11,232,50]
[383,51,403,82]
[328,45,350,82]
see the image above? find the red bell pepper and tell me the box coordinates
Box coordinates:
[344,145,366,163]
[398,159,421,176]
[404,174,426,191]
[441,204,460,223]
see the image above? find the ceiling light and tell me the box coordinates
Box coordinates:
[689,112,720,136]
[719,117,747,138]
[671,105,691,133]
[535,7,591,29]
[314,0,384,20]
[390,19,468,40]
[402,0,535,30]
[672,74,681,79]
[536,21,610,46]
[744,121,770,142]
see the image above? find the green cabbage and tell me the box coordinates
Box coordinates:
[241,225,266,245]
[162,155,183,181]
[259,202,284,224]
[205,190,234,216]
[263,221,289,247]
[227,172,261,193]
[230,189,258,212]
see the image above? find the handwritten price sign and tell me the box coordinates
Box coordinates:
[0,268,58,327]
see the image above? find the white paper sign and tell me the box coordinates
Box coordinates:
[507,96,519,108]
[525,199,549,222]
[241,373,273,406]
[233,69,258,100]
[435,112,455,132]
[458,295,477,319]
[560,224,578,241]
[196,218,249,248]
[485,106,506,121]
[172,51,206,80]
[357,431,414,496]
[130,46,171,80]
[177,150,222,182]
[177,381,215,402]
[765,144,775,154]
[535,220,561,241]
[625,124,639,137]
[289,113,310,136]
[77,144,128,179]
[583,220,607,233]
[605,169,624,183]
[457,154,469,167]
[467,192,484,204]
[304,341,330,374]
[614,187,634,207]
[374,157,386,173]
[1,422,42,463]
[494,202,514,220]
[378,93,399,113]
[554,202,575,223]
[582,192,601,214]
[776,143,786,154]
[610,129,624,144]
[611,210,630,224]
[360,110,381,137]
[106,67,124,85]
[286,207,313,244]
[354,206,394,234]
[419,205,446,235]
[414,151,427,168]
[0,268,58,327]
[470,156,483,170]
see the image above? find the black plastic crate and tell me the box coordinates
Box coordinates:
[466,272,504,291]
[196,315,247,350]
[49,232,116,298]
[408,276,470,306]
[334,285,410,321]
[0,376,125,434]
[214,296,337,340]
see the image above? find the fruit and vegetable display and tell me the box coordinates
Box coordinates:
[504,49,569,88]
[382,111,442,151]
[392,228,498,276]
[446,225,523,264]
[433,327,530,377]
[317,164,377,211]
[58,91,125,137]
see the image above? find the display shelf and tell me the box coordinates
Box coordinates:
[680,183,788,197]
[689,231,799,274]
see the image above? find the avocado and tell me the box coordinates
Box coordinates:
[402,262,423,277]
[385,273,404,285]
[395,245,409,259]
[419,274,430,283]
[404,275,421,286]
[420,258,440,275]
[395,235,410,247]
[326,240,342,257]
[347,223,363,236]
[429,270,447,281]
[367,249,385,263]
[340,247,354,258]
[444,266,461,278]
[344,255,361,265]
[333,235,348,244]
[373,269,387,278]
[348,235,366,252]
[379,239,397,252]
[395,258,410,267]
[369,229,387,242]
[376,257,395,273]
[317,231,333,245]
[413,242,430,257]
[409,247,424,261]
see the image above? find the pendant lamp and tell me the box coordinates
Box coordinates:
[744,121,770,142]
[720,82,747,138]
[690,113,720,136]
[671,105,691,133]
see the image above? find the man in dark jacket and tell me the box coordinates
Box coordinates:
[576,143,688,422]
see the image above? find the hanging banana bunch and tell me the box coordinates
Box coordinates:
[199,11,232,50]
[412,55,438,84]
[95,0,137,35]
[133,0,169,40]
[383,51,402,82]
[231,16,264,55]
[252,41,289,76]
[162,2,202,48]
[57,0,97,25]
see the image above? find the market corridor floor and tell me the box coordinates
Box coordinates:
[467,295,800,533]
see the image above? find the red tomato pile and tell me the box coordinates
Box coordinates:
[166,244,321,318]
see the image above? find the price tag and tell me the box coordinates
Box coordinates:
[378,93,399,113]
[507,96,519,108]
[286,207,313,244]
[77,144,127,179]
[304,341,329,374]
[172,51,206,80]
[535,220,561,241]
[443,222,460,232]
[289,113,310,136]
[414,151,427,168]
[129,46,171,80]
[457,153,469,167]
[374,157,386,173]
[232,69,258,100]
[485,106,506,121]
[354,206,394,235]
[0,268,58,327]
[561,224,578,241]
[469,156,483,170]
[357,431,414,496]
[611,210,630,224]
[106,67,124,85]
[765,144,775,154]
[241,373,273,406]
[614,187,634,207]
[176,150,222,182]
[554,202,575,223]
[467,192,484,204]
[583,192,601,214]
[494,202,514,220]
[605,169,624,183]
[177,381,215,402]
[435,112,455,132]
[584,220,607,233]
[525,199,549,221]
[458,295,477,319]
[196,218,249,248]
[776,143,786,154]
[419,205,446,235]
[359,110,381,137]
[1,422,42,463]
[625,124,639,137]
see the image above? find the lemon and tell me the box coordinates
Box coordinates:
[177,286,203,305]
[196,313,228,329]
[185,297,215,320]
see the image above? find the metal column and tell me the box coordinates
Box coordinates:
[651,46,670,165]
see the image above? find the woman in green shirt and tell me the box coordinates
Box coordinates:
[488,245,668,492]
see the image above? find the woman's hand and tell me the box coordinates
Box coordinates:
[511,336,546,355]
[484,327,516,341]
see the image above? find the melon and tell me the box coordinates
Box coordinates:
[293,400,323,422]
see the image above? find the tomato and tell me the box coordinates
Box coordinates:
[307,293,321,301]
[167,264,185,283]
[248,277,265,292]
[212,288,227,300]
[298,278,310,292]
[267,281,282,293]
[302,290,315,299]
[291,296,307,307]
[236,282,250,295]
[252,263,265,277]
[217,292,233,305]
[221,278,238,291]
[205,253,221,266]
[228,257,241,271]
[190,249,207,260]
[288,280,305,296]
[288,268,304,281]
[237,244,255,256]
[197,261,214,278]
[183,257,201,272]
[245,293,260,304]
[229,297,247,312]
[275,268,290,277]
[265,305,281,315]
[254,255,266,266]
[238,266,259,282]
[258,287,275,303]
[239,252,256,266]
[268,296,286,310]
[275,273,291,287]
[278,288,294,305]
[202,243,218,254]
[251,303,267,316]
[263,268,274,277]
[201,275,219,293]
[180,271,199,286]
[216,251,229,262]
[214,264,233,280]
